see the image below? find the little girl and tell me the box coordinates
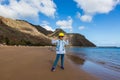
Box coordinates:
[51,33,69,72]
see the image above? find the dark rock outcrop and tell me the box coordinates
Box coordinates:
[66,33,96,47]
[33,25,53,36]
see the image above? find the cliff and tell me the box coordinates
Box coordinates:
[0,16,51,46]
[67,33,96,47]
[0,16,96,47]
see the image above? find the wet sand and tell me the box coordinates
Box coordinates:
[67,52,120,80]
[0,46,99,80]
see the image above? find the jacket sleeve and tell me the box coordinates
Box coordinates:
[51,40,58,44]
[64,40,69,45]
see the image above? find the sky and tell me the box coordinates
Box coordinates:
[0,0,120,46]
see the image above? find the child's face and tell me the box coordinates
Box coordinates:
[59,36,64,40]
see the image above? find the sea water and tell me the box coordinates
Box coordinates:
[67,47,120,80]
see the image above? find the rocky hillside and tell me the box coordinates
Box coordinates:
[49,28,66,37]
[0,16,51,46]
[20,20,53,36]
[0,16,96,47]
[32,25,53,36]
[67,33,96,46]
[49,29,96,47]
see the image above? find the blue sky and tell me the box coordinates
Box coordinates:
[0,0,120,46]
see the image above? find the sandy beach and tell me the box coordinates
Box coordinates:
[0,46,99,80]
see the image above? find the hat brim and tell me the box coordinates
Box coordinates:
[59,36,64,37]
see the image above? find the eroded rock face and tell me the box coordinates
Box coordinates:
[0,16,51,46]
[66,33,96,47]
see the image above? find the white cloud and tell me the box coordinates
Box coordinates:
[56,16,73,31]
[76,12,92,22]
[80,14,92,22]
[79,26,85,30]
[42,25,54,31]
[0,0,56,19]
[74,0,120,22]
[41,21,54,31]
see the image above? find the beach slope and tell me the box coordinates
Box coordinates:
[0,46,99,80]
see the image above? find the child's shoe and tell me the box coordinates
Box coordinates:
[61,66,64,70]
[51,67,55,72]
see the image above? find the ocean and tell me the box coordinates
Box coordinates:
[67,47,120,80]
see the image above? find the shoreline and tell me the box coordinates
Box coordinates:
[0,46,99,80]
[67,52,120,80]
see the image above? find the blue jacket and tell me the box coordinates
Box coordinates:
[52,39,69,54]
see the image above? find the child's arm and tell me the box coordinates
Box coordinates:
[64,36,69,45]
[51,37,58,44]
[51,40,57,44]
[64,40,69,45]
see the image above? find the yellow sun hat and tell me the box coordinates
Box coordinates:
[59,32,64,37]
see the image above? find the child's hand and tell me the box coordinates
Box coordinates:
[52,36,57,40]
[64,36,68,41]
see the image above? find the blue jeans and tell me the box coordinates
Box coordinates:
[52,54,64,68]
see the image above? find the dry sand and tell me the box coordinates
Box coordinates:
[0,46,99,80]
